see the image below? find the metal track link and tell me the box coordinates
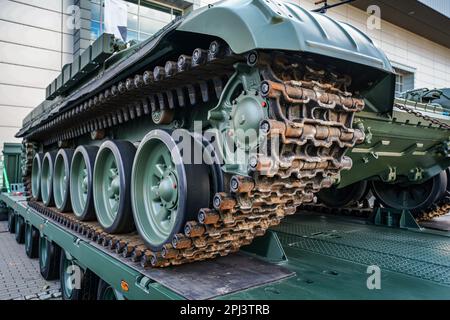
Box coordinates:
[416,194,450,221]
[25,46,365,267]
[27,42,240,145]
[21,140,35,197]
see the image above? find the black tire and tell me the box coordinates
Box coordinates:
[97,279,118,300]
[53,149,75,212]
[371,171,448,214]
[317,180,368,208]
[80,269,100,300]
[39,236,61,280]
[70,146,99,221]
[60,251,82,300]
[93,140,136,234]
[25,223,39,258]
[7,210,15,233]
[59,251,100,300]
[446,168,450,193]
[14,215,25,244]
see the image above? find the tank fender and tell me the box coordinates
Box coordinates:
[178,0,393,72]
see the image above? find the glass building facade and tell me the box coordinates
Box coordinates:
[90,0,183,42]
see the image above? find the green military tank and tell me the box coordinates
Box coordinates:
[16,0,449,268]
[317,87,450,219]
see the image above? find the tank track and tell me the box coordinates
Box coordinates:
[415,193,450,221]
[24,44,365,267]
[21,140,35,197]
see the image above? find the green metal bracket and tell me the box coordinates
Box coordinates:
[242,230,288,263]
[370,207,422,230]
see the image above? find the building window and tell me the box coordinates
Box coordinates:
[394,68,415,96]
[91,0,182,42]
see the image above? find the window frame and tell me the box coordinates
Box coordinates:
[90,0,183,42]
[393,66,415,97]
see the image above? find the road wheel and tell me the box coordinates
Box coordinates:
[53,149,74,212]
[31,153,44,200]
[132,130,217,251]
[371,171,447,214]
[41,152,57,206]
[70,146,98,221]
[93,140,136,233]
[317,181,369,208]
[25,223,39,258]
[39,236,61,280]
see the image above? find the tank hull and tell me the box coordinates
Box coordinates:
[14,0,450,267]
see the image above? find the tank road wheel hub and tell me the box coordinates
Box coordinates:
[81,171,88,194]
[75,164,88,211]
[107,167,120,207]
[132,130,215,251]
[95,150,120,229]
[147,146,180,237]
[156,171,178,210]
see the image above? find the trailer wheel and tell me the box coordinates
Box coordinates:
[59,251,100,300]
[93,140,136,233]
[14,215,25,244]
[7,210,15,233]
[80,269,99,300]
[39,236,61,280]
[97,279,123,300]
[60,251,80,300]
[70,146,98,221]
[25,223,39,258]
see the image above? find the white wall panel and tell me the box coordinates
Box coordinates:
[0,20,62,52]
[0,1,63,32]
[0,42,61,70]
[0,127,21,147]
[0,63,59,88]
[0,105,33,127]
[0,84,44,108]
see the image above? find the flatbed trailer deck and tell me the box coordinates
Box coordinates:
[2,192,450,300]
